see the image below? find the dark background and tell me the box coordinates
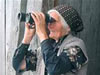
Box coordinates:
[42,0,100,75]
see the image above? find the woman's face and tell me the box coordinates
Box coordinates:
[48,11,68,41]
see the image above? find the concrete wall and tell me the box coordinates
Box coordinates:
[0,0,6,75]
[6,0,42,75]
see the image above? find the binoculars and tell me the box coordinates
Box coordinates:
[18,12,56,25]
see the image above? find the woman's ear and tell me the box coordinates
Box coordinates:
[67,25,71,33]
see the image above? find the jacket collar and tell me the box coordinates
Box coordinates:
[58,34,73,45]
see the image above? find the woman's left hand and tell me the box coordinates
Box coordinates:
[31,12,49,42]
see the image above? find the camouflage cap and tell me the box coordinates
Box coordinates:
[52,5,84,32]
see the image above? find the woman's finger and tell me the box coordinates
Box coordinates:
[31,12,38,24]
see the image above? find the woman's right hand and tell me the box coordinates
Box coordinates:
[22,23,36,44]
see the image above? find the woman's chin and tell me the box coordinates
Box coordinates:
[49,34,55,39]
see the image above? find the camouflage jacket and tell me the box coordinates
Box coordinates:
[13,34,88,75]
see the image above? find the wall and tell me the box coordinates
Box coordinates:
[0,0,6,75]
[6,0,42,75]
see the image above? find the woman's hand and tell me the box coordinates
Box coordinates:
[31,12,48,42]
[22,23,36,44]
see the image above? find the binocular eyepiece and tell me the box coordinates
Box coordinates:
[18,12,56,25]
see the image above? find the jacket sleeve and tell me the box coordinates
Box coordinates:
[12,43,37,73]
[41,39,87,75]
[12,43,29,72]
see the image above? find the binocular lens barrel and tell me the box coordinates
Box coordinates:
[18,12,56,25]
[18,13,26,22]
